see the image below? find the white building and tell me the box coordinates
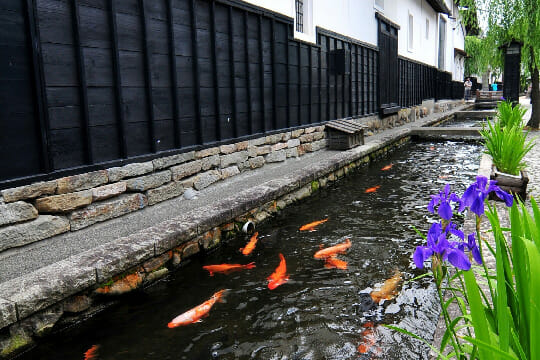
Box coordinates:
[243,0,466,83]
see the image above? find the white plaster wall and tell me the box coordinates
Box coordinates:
[395,0,438,66]
[241,0,292,17]
[241,0,462,75]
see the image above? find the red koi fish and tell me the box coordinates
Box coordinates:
[203,262,256,276]
[167,289,227,328]
[324,255,348,270]
[240,232,258,255]
[357,322,381,355]
[365,185,381,193]
[370,272,403,304]
[299,218,328,231]
[267,253,289,290]
[83,344,100,360]
[381,163,393,171]
[313,239,351,259]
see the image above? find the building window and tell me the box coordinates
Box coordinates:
[295,0,304,33]
[408,13,414,50]
[374,0,384,10]
[426,18,429,39]
[438,17,447,69]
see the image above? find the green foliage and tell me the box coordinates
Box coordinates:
[496,101,527,128]
[479,102,533,175]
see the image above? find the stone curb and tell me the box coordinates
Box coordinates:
[0,103,470,332]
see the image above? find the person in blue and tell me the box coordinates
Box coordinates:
[491,83,498,91]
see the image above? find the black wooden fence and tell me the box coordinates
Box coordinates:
[0,0,461,188]
[398,56,463,108]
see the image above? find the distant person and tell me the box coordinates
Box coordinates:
[464,78,472,100]
[492,83,498,91]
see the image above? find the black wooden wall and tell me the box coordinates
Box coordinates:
[0,0,460,188]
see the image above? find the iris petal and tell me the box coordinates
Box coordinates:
[470,193,485,216]
[438,201,453,220]
[447,249,471,270]
[414,246,432,269]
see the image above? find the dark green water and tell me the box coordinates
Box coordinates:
[18,141,481,360]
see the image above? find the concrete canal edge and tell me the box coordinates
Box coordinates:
[0,104,472,358]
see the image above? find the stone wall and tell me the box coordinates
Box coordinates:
[0,126,326,254]
[0,129,411,358]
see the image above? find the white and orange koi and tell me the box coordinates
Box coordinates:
[313,239,351,259]
[167,289,226,328]
[370,271,403,304]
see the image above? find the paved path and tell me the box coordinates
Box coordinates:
[0,105,467,285]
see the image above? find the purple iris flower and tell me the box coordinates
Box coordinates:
[460,176,513,216]
[427,184,462,220]
[414,222,471,270]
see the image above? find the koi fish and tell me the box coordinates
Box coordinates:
[324,255,348,270]
[381,163,393,171]
[167,289,227,328]
[365,185,381,193]
[267,253,289,290]
[83,344,100,360]
[299,218,328,231]
[313,239,352,259]
[203,262,256,276]
[357,322,381,355]
[370,272,403,304]
[439,175,450,179]
[240,232,258,255]
[429,146,435,150]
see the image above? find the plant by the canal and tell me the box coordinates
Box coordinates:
[389,176,540,360]
[480,102,534,176]
[495,100,527,129]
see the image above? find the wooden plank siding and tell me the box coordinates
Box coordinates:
[0,0,463,188]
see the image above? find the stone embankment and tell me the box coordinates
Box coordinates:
[0,100,465,358]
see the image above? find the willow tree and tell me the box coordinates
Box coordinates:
[460,0,540,127]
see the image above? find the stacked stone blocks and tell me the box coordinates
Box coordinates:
[0,126,326,254]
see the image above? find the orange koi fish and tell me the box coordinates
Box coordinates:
[370,272,403,304]
[381,163,393,171]
[439,175,450,179]
[357,322,381,355]
[324,255,348,270]
[429,146,435,150]
[299,218,328,231]
[267,253,289,290]
[365,185,381,193]
[83,344,100,360]
[203,262,256,276]
[313,239,351,259]
[167,289,227,328]
[240,232,258,255]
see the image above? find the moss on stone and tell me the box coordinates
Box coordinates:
[311,180,319,192]
[1,334,33,357]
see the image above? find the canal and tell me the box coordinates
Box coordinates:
[19,141,482,360]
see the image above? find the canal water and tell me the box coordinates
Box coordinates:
[19,141,482,360]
